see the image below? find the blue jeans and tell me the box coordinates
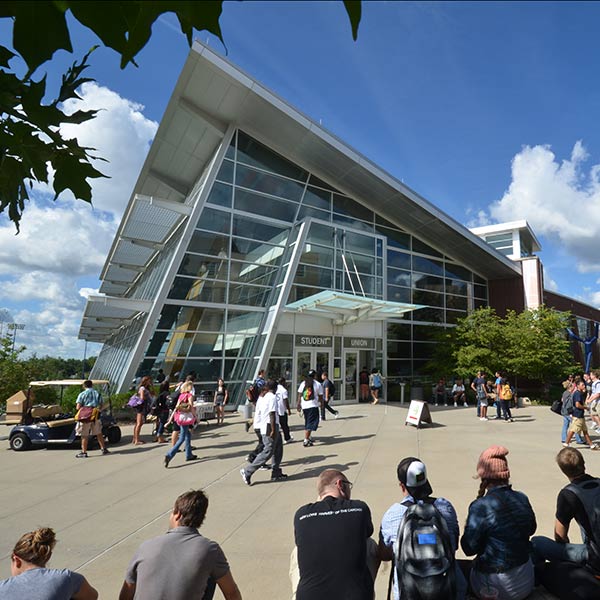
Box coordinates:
[562,415,585,444]
[531,535,588,564]
[166,425,193,460]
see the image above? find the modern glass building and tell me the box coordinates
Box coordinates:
[80,43,599,402]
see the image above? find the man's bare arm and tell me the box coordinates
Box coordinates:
[217,571,242,600]
[554,518,570,544]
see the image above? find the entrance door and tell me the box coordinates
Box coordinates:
[295,349,331,395]
[343,351,358,403]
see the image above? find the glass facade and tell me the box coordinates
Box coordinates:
[91,130,489,399]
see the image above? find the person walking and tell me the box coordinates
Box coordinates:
[75,380,109,458]
[297,370,322,447]
[320,371,339,420]
[164,381,198,467]
[152,380,171,443]
[369,368,383,404]
[133,376,154,445]
[213,378,228,425]
[563,378,600,450]
[277,377,293,444]
[240,379,287,485]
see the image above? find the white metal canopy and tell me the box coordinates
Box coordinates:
[284,290,424,325]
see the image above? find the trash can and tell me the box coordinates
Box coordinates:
[241,402,252,420]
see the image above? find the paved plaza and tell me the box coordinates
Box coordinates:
[1,402,594,598]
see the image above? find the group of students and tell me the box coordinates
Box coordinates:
[292,447,600,600]
[470,370,515,422]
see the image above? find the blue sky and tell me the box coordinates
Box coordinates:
[2,1,600,357]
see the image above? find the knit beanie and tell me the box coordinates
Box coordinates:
[477,445,510,480]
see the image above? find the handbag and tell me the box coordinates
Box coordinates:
[174,410,195,426]
[550,399,563,415]
[76,406,99,422]
[128,394,144,408]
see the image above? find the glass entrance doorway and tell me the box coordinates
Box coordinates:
[343,351,358,403]
[295,349,331,395]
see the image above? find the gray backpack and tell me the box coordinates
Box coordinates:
[394,499,456,600]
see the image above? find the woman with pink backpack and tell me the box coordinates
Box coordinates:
[164,381,198,467]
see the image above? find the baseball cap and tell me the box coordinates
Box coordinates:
[308,369,316,377]
[397,457,433,499]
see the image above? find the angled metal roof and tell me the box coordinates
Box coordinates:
[285,291,424,325]
[79,295,153,342]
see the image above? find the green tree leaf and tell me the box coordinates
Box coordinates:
[343,0,362,41]
[0,1,72,72]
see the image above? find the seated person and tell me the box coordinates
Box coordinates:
[461,446,537,600]
[293,469,377,599]
[0,527,98,599]
[379,457,466,599]
[452,378,467,407]
[531,447,600,599]
[433,378,447,406]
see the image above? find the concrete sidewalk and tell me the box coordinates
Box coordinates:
[0,403,593,598]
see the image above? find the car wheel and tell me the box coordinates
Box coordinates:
[107,427,121,444]
[10,433,32,451]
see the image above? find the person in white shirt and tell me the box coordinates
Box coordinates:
[297,370,323,448]
[451,378,468,408]
[277,378,293,443]
[240,380,287,485]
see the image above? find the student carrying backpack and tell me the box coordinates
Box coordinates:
[381,458,462,600]
[395,499,456,600]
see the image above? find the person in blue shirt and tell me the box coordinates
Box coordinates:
[75,380,109,459]
[0,527,97,599]
[563,378,599,450]
[379,457,466,599]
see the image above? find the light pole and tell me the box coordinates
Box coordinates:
[8,323,25,352]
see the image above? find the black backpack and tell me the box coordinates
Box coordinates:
[566,478,600,563]
[395,499,456,600]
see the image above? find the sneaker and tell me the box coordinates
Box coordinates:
[186,455,198,462]
[271,473,289,481]
[494,416,502,420]
[334,411,339,418]
[590,444,600,451]
[509,418,514,422]
[76,451,88,458]
[101,448,110,455]
[562,443,571,448]
[454,402,458,407]
[244,422,251,433]
[463,402,468,407]
[479,417,487,421]
[240,468,251,485]
[303,439,314,447]
[164,455,171,468]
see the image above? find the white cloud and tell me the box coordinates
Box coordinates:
[0,83,157,357]
[489,142,600,273]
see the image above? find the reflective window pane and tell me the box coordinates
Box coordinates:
[168,277,227,303]
[187,231,229,256]
[232,216,288,244]
[207,182,232,207]
[388,322,411,340]
[387,285,411,303]
[446,279,468,295]
[387,249,411,270]
[333,194,373,222]
[196,207,230,233]
[388,268,411,287]
[216,159,234,183]
[236,164,305,202]
[413,273,444,293]
[303,186,331,210]
[413,289,444,307]
[234,188,298,222]
[178,254,229,280]
[446,295,468,311]
[413,256,444,277]
[237,131,309,181]
[387,341,411,359]
[271,334,293,356]
[380,228,410,251]
[228,283,271,307]
[445,263,472,281]
[297,205,330,222]
[294,264,333,288]
[300,244,334,267]
[412,238,442,258]
[412,307,444,323]
[231,237,285,264]
[306,223,334,246]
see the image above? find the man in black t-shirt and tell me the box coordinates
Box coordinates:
[320,372,339,421]
[532,448,600,598]
[293,469,375,600]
